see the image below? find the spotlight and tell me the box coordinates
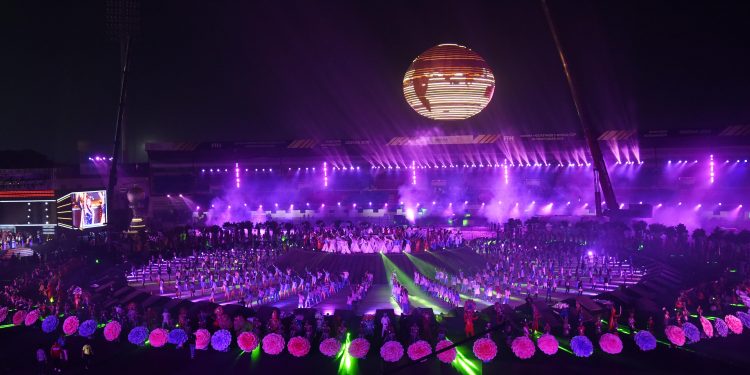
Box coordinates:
[196,206,200,210]
[166,194,171,198]
[587,251,593,257]
[178,194,183,198]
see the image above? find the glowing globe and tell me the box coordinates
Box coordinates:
[403,44,495,120]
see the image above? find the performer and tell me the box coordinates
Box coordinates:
[464,309,478,337]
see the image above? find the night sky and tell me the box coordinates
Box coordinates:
[2,0,749,163]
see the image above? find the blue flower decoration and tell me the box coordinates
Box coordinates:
[211,329,232,352]
[42,315,59,333]
[168,328,188,346]
[737,312,750,329]
[571,335,593,357]
[78,319,97,337]
[682,322,700,343]
[715,318,728,337]
[128,326,149,345]
[634,330,656,351]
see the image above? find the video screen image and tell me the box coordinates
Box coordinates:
[57,190,107,229]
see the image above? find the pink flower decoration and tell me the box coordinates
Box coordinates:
[104,321,121,342]
[599,333,623,354]
[12,310,26,326]
[700,316,713,338]
[436,339,457,363]
[665,325,685,346]
[407,340,432,361]
[24,310,40,326]
[537,334,559,355]
[262,333,285,355]
[0,307,7,323]
[149,328,168,348]
[473,337,497,362]
[237,332,259,352]
[380,341,404,362]
[195,329,211,350]
[62,316,79,335]
[288,336,311,357]
[725,315,743,335]
[319,338,342,357]
[511,336,536,359]
[348,338,370,359]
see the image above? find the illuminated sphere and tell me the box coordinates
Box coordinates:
[403,44,495,120]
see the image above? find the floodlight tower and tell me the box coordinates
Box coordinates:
[105,0,140,212]
[540,0,618,216]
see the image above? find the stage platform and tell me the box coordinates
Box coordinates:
[126,248,646,318]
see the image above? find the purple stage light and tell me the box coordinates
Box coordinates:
[166,194,171,198]
[196,206,200,210]
[178,194,183,197]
